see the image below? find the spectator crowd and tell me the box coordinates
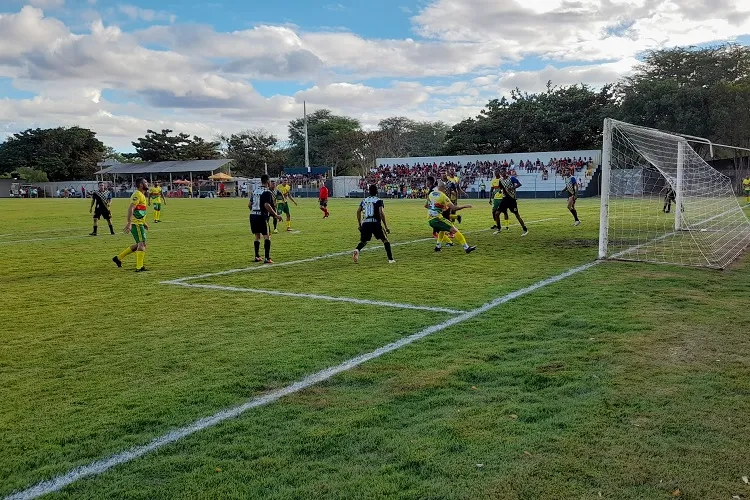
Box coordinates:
[362,157,596,198]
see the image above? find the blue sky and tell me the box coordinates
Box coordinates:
[2,0,750,150]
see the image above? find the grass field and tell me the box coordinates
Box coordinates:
[1,196,749,499]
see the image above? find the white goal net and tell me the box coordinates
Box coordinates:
[599,119,750,269]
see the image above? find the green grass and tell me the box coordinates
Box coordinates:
[1,197,749,499]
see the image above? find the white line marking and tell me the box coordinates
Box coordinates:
[5,260,595,500]
[168,217,560,283]
[165,282,465,314]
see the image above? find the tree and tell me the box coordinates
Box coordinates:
[0,127,106,181]
[131,130,220,162]
[287,109,362,175]
[103,146,142,163]
[220,130,285,177]
[376,117,449,158]
[17,167,49,183]
[183,136,222,160]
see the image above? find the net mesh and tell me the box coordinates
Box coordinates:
[605,120,750,268]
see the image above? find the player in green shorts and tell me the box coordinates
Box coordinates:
[272,179,298,233]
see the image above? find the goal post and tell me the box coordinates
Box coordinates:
[599,118,750,269]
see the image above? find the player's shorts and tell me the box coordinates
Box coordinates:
[130,224,147,244]
[429,216,453,232]
[93,207,111,220]
[492,199,503,212]
[360,222,386,242]
[500,196,518,213]
[250,214,268,235]
[744,188,750,194]
[153,203,162,211]
[319,199,328,207]
[277,202,290,216]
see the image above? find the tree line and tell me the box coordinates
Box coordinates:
[1,44,749,182]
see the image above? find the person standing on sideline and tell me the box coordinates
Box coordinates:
[113,178,149,272]
[319,183,330,218]
[90,182,115,236]
[353,184,395,264]
[249,175,282,264]
[743,175,750,203]
[562,167,580,226]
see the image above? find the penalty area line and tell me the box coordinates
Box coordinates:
[5,258,595,500]
[167,217,560,283]
[164,281,466,314]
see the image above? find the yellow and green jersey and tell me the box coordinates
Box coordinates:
[743,178,750,192]
[131,190,148,225]
[427,190,451,219]
[490,178,504,200]
[149,186,163,204]
[275,184,290,204]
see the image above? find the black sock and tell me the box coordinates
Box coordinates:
[571,209,579,221]
[108,223,114,234]
[273,218,278,229]
[356,241,366,251]
[384,242,393,260]
[92,225,97,234]
[254,240,260,258]
[264,239,271,260]
[522,225,528,231]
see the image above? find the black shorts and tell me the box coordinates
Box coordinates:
[250,214,268,235]
[93,207,111,220]
[500,196,518,213]
[360,222,385,242]
[319,200,328,207]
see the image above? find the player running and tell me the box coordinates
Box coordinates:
[489,169,508,231]
[89,182,115,236]
[148,181,166,223]
[425,176,476,254]
[319,184,330,218]
[273,178,298,233]
[112,177,149,272]
[497,169,529,236]
[250,175,282,264]
[562,168,580,226]
[353,184,395,264]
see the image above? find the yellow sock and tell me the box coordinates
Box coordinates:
[118,247,134,260]
[286,220,291,229]
[450,214,457,222]
[454,231,467,246]
[503,219,510,229]
[135,250,145,269]
[155,210,160,221]
[437,231,446,245]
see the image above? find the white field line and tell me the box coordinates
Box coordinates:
[167,282,465,314]
[167,217,560,283]
[5,259,596,500]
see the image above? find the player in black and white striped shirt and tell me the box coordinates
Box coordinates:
[353,184,394,264]
[89,183,114,235]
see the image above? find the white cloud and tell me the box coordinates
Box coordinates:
[118,4,175,24]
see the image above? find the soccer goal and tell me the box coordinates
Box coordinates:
[598,119,750,269]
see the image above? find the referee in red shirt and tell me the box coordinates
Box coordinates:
[319,184,330,218]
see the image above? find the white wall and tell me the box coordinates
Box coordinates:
[376,150,601,168]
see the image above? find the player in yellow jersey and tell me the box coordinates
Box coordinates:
[489,169,509,231]
[148,181,166,222]
[425,176,476,254]
[113,177,150,272]
[743,175,750,203]
[273,178,298,233]
[443,167,463,224]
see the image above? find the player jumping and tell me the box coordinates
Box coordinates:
[353,184,395,264]
[497,169,528,236]
[89,182,115,236]
[426,176,476,254]
[562,168,580,226]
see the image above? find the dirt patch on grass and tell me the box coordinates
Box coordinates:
[536,362,566,373]
[553,239,599,248]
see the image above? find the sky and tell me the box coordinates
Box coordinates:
[1,0,750,151]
